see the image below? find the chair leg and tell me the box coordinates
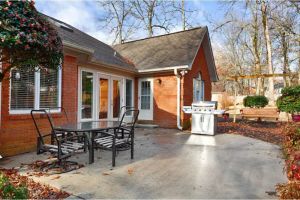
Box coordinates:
[131,131,134,159]
[112,138,116,167]
[84,136,87,153]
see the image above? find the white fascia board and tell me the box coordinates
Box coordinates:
[138,65,189,73]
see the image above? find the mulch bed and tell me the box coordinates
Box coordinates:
[217,118,286,145]
[0,168,70,199]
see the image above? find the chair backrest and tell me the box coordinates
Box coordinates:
[118,106,135,121]
[31,109,57,144]
[119,109,139,132]
[46,107,69,124]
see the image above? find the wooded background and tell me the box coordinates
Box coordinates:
[97,0,299,99]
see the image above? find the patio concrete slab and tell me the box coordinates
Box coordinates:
[0,128,287,199]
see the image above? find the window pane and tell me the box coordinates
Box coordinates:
[141,96,150,109]
[81,71,93,119]
[40,69,59,108]
[11,68,35,110]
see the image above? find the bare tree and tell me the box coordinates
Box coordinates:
[260,0,275,103]
[251,0,264,95]
[99,0,135,44]
[131,0,173,37]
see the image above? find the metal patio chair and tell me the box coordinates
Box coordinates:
[31,109,87,164]
[116,106,135,138]
[94,109,139,167]
[46,107,82,143]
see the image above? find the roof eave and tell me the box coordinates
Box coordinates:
[62,40,95,56]
[137,65,189,74]
[89,60,137,74]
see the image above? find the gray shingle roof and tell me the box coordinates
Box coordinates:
[44,15,136,72]
[113,27,207,71]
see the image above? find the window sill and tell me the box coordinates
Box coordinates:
[8,112,64,120]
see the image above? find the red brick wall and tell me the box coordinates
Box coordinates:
[182,44,212,122]
[136,44,212,128]
[153,74,178,128]
[0,55,78,156]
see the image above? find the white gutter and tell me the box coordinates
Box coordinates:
[139,65,189,73]
[174,69,183,130]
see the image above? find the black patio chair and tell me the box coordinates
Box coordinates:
[31,109,87,164]
[116,106,135,138]
[46,107,82,143]
[94,109,139,167]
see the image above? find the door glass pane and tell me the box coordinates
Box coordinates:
[113,80,120,118]
[126,79,133,116]
[99,78,109,119]
[81,71,93,119]
[141,81,150,110]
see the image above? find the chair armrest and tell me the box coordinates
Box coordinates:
[119,127,131,133]
[40,133,53,138]
[95,130,115,137]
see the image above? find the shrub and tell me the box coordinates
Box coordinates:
[243,95,269,108]
[277,86,300,114]
[0,172,28,199]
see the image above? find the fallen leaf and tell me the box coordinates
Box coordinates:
[127,168,134,175]
[51,175,61,180]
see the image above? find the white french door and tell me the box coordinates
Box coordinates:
[138,78,153,120]
[98,74,123,121]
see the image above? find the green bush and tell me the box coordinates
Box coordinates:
[0,172,28,199]
[243,95,269,108]
[277,86,300,114]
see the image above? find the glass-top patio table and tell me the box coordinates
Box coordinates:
[53,120,122,164]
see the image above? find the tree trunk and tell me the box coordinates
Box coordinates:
[281,31,290,87]
[253,1,263,95]
[261,0,275,104]
[147,1,155,37]
[181,0,186,31]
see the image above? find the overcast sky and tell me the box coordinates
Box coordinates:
[35,0,226,45]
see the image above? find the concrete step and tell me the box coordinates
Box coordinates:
[136,123,159,128]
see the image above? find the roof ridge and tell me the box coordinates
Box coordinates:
[115,26,206,46]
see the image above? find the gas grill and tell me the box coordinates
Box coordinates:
[183,101,224,135]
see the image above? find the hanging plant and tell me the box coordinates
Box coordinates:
[0,0,63,82]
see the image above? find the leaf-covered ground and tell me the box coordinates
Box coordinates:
[0,168,69,199]
[217,119,286,145]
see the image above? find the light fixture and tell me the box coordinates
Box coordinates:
[15,72,21,80]
[156,78,162,84]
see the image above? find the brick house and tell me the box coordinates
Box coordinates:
[0,16,218,156]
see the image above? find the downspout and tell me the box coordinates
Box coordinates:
[174,69,183,130]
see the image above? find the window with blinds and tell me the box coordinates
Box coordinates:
[10,67,61,113]
[40,69,59,108]
[11,68,35,110]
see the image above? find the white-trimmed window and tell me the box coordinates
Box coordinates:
[10,67,61,114]
[193,73,204,102]
[125,79,134,116]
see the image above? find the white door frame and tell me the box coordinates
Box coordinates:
[98,73,123,121]
[98,73,111,121]
[110,75,123,120]
[138,78,153,120]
